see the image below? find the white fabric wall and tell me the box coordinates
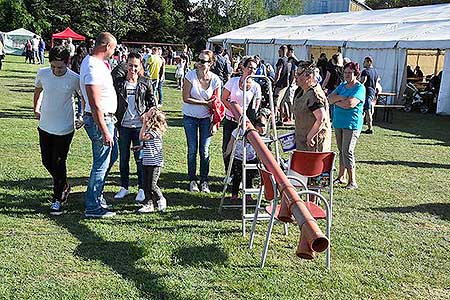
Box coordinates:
[343,48,406,104]
[437,51,450,115]
[247,44,278,65]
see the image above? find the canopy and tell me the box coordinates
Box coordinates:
[51,27,85,47]
[208,3,450,115]
[3,28,38,55]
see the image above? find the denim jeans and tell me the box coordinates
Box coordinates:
[83,115,118,212]
[118,125,143,189]
[183,115,212,183]
[157,79,164,105]
[39,50,44,65]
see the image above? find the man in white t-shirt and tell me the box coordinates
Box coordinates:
[80,32,118,218]
[31,35,40,64]
[33,46,80,216]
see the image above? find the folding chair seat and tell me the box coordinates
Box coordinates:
[287,150,336,216]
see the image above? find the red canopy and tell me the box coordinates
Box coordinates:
[51,27,85,47]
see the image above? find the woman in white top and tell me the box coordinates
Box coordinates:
[221,57,261,172]
[33,46,81,215]
[182,50,221,193]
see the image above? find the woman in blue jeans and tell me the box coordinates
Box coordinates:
[182,50,221,193]
[113,52,156,201]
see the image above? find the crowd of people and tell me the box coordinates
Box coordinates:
[33,32,385,217]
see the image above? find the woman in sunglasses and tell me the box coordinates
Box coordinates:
[182,50,221,193]
[292,61,331,152]
[221,57,261,173]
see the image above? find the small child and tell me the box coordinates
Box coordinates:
[137,107,168,213]
[224,116,266,201]
[175,56,186,89]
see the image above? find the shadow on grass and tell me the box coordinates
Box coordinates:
[52,214,183,300]
[0,108,35,119]
[377,111,450,146]
[172,244,228,267]
[373,203,450,221]
[8,88,35,93]
[0,74,36,80]
[359,160,450,170]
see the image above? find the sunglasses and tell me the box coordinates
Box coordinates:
[198,59,210,64]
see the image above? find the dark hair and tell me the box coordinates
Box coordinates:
[243,57,257,67]
[287,44,294,52]
[279,45,287,52]
[127,52,141,61]
[48,46,70,63]
[214,44,223,54]
[344,62,361,76]
[364,56,373,64]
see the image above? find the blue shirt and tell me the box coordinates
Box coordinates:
[332,82,365,130]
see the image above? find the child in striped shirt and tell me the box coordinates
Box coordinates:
[137,107,168,213]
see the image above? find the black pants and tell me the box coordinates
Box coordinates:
[222,118,238,172]
[143,165,163,206]
[38,128,74,200]
[230,158,258,195]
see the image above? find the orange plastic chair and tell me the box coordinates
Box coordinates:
[287,150,336,217]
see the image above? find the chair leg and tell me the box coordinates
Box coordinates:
[249,187,264,249]
[260,198,278,268]
[283,223,288,235]
[326,205,331,270]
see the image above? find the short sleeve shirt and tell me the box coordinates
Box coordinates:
[232,128,257,161]
[332,82,365,130]
[224,77,261,120]
[142,130,164,167]
[182,70,221,118]
[361,67,378,90]
[275,56,289,88]
[80,55,117,114]
[35,67,80,135]
[293,85,331,151]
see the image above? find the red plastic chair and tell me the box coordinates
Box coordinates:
[287,151,336,217]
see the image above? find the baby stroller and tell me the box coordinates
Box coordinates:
[403,82,429,114]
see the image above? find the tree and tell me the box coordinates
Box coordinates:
[0,0,34,32]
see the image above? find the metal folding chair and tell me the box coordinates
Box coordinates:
[248,164,307,268]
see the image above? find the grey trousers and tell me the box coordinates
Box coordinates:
[335,128,360,169]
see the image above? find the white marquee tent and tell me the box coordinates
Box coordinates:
[208,3,450,115]
[3,28,38,56]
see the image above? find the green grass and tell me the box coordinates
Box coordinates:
[0,55,450,300]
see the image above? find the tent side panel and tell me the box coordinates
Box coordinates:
[344,47,400,103]
[437,50,450,115]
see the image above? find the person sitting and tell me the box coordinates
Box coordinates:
[415,66,424,81]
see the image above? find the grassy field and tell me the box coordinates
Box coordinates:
[0,55,449,300]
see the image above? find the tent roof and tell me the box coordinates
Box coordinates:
[6,28,37,37]
[208,3,450,49]
[52,27,85,41]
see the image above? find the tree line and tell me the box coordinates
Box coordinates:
[1,0,449,51]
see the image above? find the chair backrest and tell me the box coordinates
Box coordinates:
[289,151,335,177]
[258,165,276,201]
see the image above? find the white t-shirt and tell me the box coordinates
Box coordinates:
[232,128,257,161]
[224,76,261,120]
[122,82,142,128]
[80,55,117,114]
[35,67,80,135]
[31,38,39,51]
[182,69,221,119]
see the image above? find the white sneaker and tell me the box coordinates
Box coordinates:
[100,197,112,209]
[189,181,199,192]
[135,189,145,202]
[114,187,129,199]
[200,182,210,193]
[157,197,167,212]
[138,204,155,213]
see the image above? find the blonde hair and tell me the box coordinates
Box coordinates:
[200,49,216,65]
[145,108,167,134]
